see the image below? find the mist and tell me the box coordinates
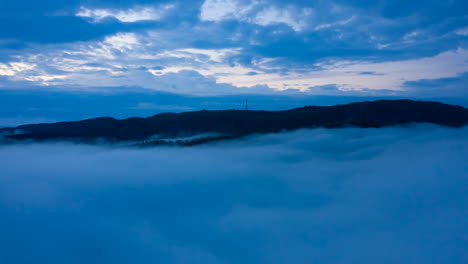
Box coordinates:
[0,125,467,264]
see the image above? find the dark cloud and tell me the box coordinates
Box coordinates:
[0,16,126,44]
[191,0,468,63]
[330,0,468,20]
[359,71,383,75]
[0,0,178,15]
[0,126,467,263]
[403,72,468,97]
[0,0,195,44]
[3,0,464,57]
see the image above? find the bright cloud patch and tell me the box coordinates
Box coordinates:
[150,48,242,63]
[23,75,68,82]
[254,6,312,31]
[200,0,312,31]
[200,0,257,21]
[104,33,140,52]
[0,63,36,76]
[76,4,174,23]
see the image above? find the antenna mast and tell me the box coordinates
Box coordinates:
[245,99,249,111]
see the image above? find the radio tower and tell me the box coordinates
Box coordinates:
[245,99,249,111]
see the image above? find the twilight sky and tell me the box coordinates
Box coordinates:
[0,0,467,125]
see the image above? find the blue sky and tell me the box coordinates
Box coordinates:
[0,0,467,124]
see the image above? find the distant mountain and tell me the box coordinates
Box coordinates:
[1,100,468,145]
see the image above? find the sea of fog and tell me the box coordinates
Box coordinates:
[0,125,467,264]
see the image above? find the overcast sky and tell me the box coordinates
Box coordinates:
[0,0,467,97]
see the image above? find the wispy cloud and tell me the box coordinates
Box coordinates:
[200,0,313,31]
[76,4,175,23]
[0,62,36,76]
[455,26,468,36]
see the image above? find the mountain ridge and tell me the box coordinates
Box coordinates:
[1,99,468,145]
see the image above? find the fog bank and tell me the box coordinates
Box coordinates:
[0,125,467,263]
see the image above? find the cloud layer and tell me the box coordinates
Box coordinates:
[0,0,466,96]
[1,125,467,263]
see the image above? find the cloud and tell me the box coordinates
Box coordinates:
[177,48,468,93]
[455,27,468,36]
[403,72,468,97]
[104,33,141,52]
[0,15,127,44]
[0,125,467,263]
[169,48,241,63]
[199,0,313,31]
[253,5,312,32]
[314,16,356,30]
[1,32,466,95]
[0,61,68,86]
[0,62,36,76]
[0,0,467,97]
[77,4,175,23]
[199,0,258,22]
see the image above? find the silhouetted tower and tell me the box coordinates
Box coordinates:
[245,99,249,111]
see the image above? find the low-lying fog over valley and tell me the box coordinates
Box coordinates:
[1,125,466,263]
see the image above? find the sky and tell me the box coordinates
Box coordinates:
[1,126,467,263]
[1,2,467,262]
[0,0,467,125]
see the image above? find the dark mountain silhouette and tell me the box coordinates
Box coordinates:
[1,100,468,145]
